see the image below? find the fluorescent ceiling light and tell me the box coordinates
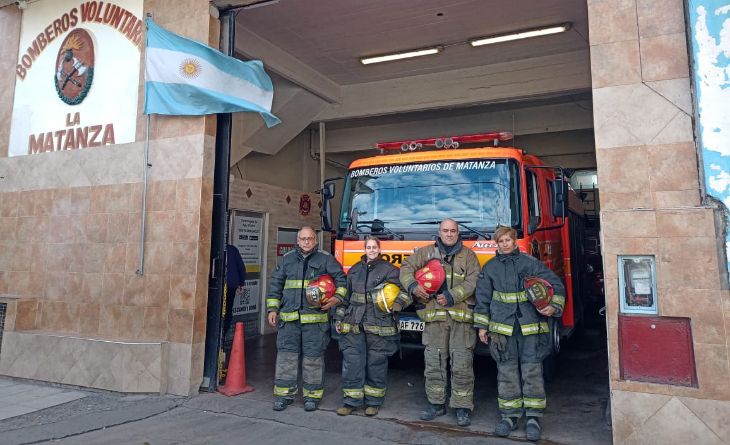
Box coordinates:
[470,23,571,47]
[360,47,442,65]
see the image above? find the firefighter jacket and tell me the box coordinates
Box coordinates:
[334,255,412,337]
[266,246,347,324]
[399,239,481,324]
[473,248,566,336]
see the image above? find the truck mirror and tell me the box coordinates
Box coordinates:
[322,182,335,200]
[321,199,333,232]
[552,180,569,218]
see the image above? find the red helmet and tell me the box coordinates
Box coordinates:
[306,275,337,307]
[415,259,446,295]
[525,277,554,309]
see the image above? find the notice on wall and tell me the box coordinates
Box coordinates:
[231,214,263,272]
[9,0,143,156]
[231,279,259,316]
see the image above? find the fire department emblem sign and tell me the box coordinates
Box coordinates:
[55,29,95,105]
[299,194,312,216]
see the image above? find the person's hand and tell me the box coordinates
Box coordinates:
[413,285,429,299]
[538,305,556,317]
[335,321,342,334]
[436,294,448,306]
[268,311,278,327]
[237,286,244,293]
[390,302,402,313]
[478,328,489,345]
[320,297,339,311]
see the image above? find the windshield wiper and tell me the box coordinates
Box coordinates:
[357,219,405,240]
[412,220,491,240]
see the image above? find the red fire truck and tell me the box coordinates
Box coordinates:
[320,132,590,370]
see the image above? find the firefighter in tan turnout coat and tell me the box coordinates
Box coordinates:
[399,219,481,427]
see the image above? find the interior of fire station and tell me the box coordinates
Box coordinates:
[204,1,616,443]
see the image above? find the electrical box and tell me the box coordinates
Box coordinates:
[618,255,657,315]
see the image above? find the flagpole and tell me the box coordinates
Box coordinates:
[136,113,151,275]
[136,13,154,275]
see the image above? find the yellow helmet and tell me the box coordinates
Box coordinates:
[376,283,401,313]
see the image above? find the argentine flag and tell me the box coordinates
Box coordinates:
[143,19,280,127]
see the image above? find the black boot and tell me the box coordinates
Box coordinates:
[526,417,541,442]
[419,403,446,421]
[455,408,471,426]
[495,417,518,437]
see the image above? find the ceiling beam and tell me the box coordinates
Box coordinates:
[316,50,591,121]
[234,25,341,104]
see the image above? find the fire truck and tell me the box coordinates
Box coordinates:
[320,132,590,370]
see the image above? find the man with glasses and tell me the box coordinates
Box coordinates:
[266,226,347,412]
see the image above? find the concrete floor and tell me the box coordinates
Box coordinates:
[238,329,613,445]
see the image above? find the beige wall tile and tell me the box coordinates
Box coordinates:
[170,274,196,310]
[588,0,638,45]
[610,390,671,443]
[657,237,720,290]
[64,273,84,303]
[146,211,176,242]
[68,215,87,244]
[34,190,53,216]
[173,210,200,243]
[679,397,730,442]
[0,217,17,242]
[636,0,686,39]
[100,304,122,337]
[108,213,129,244]
[602,210,657,238]
[602,238,660,279]
[175,178,202,210]
[693,343,730,400]
[173,242,198,275]
[123,273,146,306]
[82,272,104,303]
[104,243,127,274]
[652,189,701,208]
[86,214,110,244]
[108,184,133,213]
[15,299,38,331]
[89,185,110,214]
[143,307,169,341]
[590,40,642,88]
[623,397,724,445]
[52,189,72,216]
[659,289,725,345]
[168,309,194,344]
[102,273,124,306]
[144,242,173,274]
[640,33,690,82]
[1,191,18,217]
[145,274,171,308]
[655,209,715,238]
[17,191,36,217]
[78,303,101,335]
[84,243,109,274]
[70,187,90,215]
[121,306,145,339]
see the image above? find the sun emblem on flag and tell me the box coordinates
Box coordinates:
[179,58,202,79]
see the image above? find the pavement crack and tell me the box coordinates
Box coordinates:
[22,400,185,445]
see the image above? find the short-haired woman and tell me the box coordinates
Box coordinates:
[474,226,566,441]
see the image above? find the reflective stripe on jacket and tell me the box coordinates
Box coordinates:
[474,249,566,336]
[266,246,347,323]
[399,242,481,323]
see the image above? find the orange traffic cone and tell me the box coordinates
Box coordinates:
[218,322,254,396]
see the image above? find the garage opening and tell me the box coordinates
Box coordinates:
[204,1,611,443]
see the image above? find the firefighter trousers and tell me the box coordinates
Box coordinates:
[274,319,330,402]
[339,331,398,408]
[490,323,549,418]
[423,316,476,410]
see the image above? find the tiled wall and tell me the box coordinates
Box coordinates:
[229,180,325,335]
[0,0,219,396]
[588,0,730,443]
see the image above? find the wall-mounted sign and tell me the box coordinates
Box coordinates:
[231,213,263,273]
[231,279,260,316]
[9,0,143,156]
[299,194,312,216]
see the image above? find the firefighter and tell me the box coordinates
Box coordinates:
[399,219,481,427]
[266,226,347,412]
[474,226,566,442]
[334,236,412,417]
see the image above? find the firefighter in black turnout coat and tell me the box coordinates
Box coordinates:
[266,227,347,412]
[333,236,412,417]
[474,226,566,442]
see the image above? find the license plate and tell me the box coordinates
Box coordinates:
[399,317,424,332]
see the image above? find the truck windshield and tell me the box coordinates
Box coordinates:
[340,159,521,237]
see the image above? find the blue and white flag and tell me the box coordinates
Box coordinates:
[143,19,280,127]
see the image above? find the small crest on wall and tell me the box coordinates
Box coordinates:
[299,194,312,216]
[55,29,95,105]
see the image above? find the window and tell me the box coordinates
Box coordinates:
[546,179,557,223]
[526,170,541,230]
